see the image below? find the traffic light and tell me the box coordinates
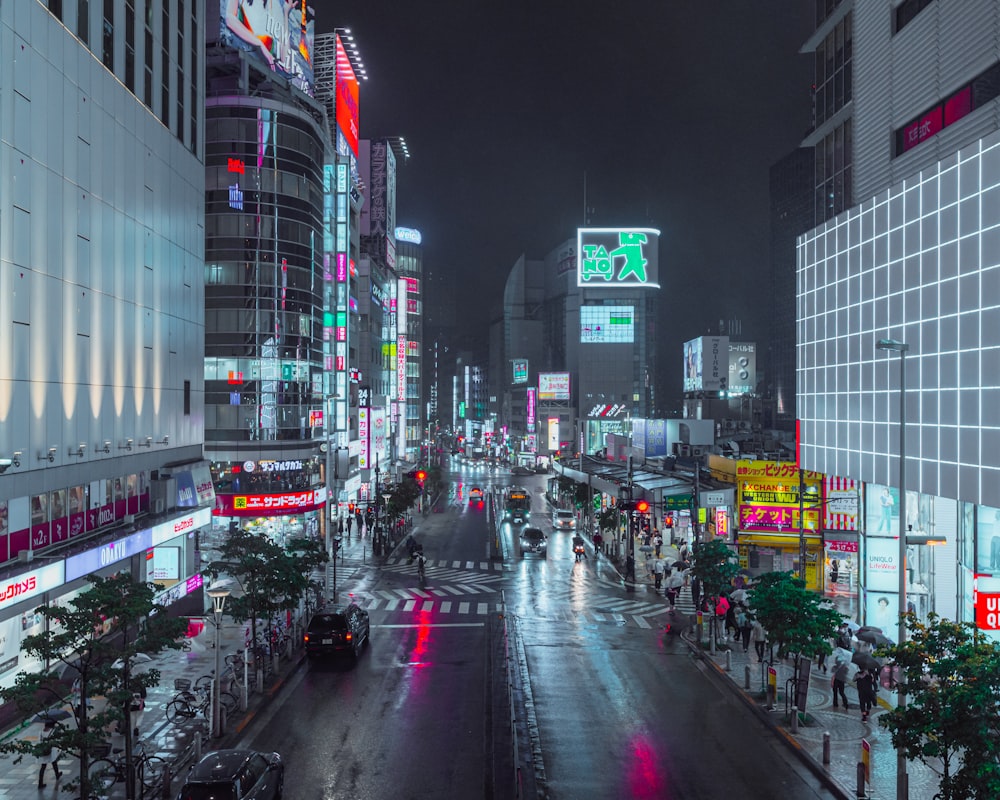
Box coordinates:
[635,499,650,514]
[664,512,675,528]
[415,470,427,484]
[348,503,355,513]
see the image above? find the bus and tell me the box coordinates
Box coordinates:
[503,487,532,525]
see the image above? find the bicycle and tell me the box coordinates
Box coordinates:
[165,679,238,725]
[88,739,166,793]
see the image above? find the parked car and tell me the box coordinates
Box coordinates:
[519,527,548,558]
[176,749,283,800]
[304,603,370,659]
[553,510,577,531]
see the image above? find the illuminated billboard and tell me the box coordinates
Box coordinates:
[576,228,660,288]
[220,0,315,97]
[335,34,359,157]
[728,342,757,395]
[538,372,571,401]
[512,359,529,384]
[683,336,729,392]
[736,460,823,534]
[581,305,634,344]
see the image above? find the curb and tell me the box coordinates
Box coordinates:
[680,632,852,800]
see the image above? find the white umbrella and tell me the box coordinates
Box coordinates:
[666,572,685,589]
[844,619,861,632]
[112,653,155,673]
[730,588,748,604]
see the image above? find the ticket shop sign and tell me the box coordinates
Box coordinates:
[736,460,823,534]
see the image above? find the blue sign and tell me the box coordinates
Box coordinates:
[65,528,154,582]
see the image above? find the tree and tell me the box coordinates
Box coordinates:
[877,612,1000,800]
[690,539,740,645]
[204,528,325,679]
[748,571,842,665]
[0,573,187,799]
[597,506,620,535]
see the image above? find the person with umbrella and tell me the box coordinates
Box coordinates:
[854,663,879,722]
[665,569,684,608]
[831,657,850,709]
[36,719,62,789]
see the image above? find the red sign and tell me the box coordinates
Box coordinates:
[335,35,359,158]
[227,158,245,174]
[975,592,1000,630]
[826,539,859,553]
[902,106,943,153]
[214,491,324,517]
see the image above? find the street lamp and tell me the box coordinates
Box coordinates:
[206,582,232,738]
[877,337,909,800]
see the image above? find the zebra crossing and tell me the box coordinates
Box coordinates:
[383,556,511,572]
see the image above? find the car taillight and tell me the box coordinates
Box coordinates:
[345,632,353,641]
[303,634,310,642]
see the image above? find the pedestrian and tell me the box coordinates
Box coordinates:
[736,604,752,652]
[679,540,689,563]
[854,667,878,722]
[346,515,354,535]
[714,595,730,642]
[725,599,739,641]
[831,660,850,709]
[666,571,684,608]
[130,681,147,737]
[749,616,767,661]
[653,558,665,591]
[653,532,663,558]
[835,622,852,651]
[626,554,635,583]
[593,531,603,555]
[36,720,62,789]
[689,575,701,613]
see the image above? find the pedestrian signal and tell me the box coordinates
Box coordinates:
[635,499,650,514]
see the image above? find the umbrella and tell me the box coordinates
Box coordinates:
[856,629,894,647]
[112,653,153,669]
[833,646,853,665]
[857,625,882,634]
[730,588,749,604]
[843,620,861,632]
[852,651,881,671]
[32,709,72,723]
[666,573,685,589]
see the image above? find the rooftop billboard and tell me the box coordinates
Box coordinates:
[335,33,359,157]
[538,372,571,401]
[683,336,729,392]
[576,228,660,288]
[220,0,315,97]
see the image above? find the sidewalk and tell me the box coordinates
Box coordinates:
[679,615,942,800]
[0,529,381,799]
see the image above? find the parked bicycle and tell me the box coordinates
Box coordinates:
[165,678,238,725]
[88,739,166,793]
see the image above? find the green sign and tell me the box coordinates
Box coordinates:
[593,495,602,510]
[663,494,693,510]
[576,227,660,288]
[281,364,293,381]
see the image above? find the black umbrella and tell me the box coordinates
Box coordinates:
[852,651,881,671]
[32,708,72,723]
[856,629,894,647]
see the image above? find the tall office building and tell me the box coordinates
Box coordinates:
[0,1,211,690]
[797,0,1000,629]
[203,9,331,543]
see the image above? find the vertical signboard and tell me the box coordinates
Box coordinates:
[335,34,359,157]
[684,336,730,392]
[397,277,408,458]
[358,408,370,469]
[370,142,387,240]
[547,418,560,451]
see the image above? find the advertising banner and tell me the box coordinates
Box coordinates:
[577,228,660,288]
[526,388,536,432]
[824,476,860,531]
[512,359,528,385]
[633,418,668,458]
[728,342,757,395]
[684,336,729,392]
[736,460,823,534]
[580,305,635,344]
[358,408,370,469]
[865,536,900,593]
[371,407,387,469]
[335,34,359,156]
[219,1,315,97]
[215,491,325,517]
[538,372,570,401]
[547,418,559,451]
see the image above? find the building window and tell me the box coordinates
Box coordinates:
[815,119,852,224]
[160,5,169,127]
[124,0,135,92]
[894,62,1000,156]
[894,0,935,35]
[47,0,63,20]
[77,0,89,45]
[189,3,198,152]
[176,0,184,141]
[184,380,191,415]
[813,13,852,128]
[102,0,114,72]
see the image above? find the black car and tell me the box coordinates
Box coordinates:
[305,603,370,658]
[177,749,283,800]
[519,527,547,558]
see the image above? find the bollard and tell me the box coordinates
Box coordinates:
[219,704,227,736]
[194,729,202,761]
[823,731,831,765]
[856,762,866,798]
[791,706,799,733]
[160,763,172,799]
[745,664,751,690]
[725,650,732,672]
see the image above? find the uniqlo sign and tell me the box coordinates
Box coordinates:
[975,593,1000,630]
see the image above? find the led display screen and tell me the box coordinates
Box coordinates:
[220,0,315,97]
[581,306,634,344]
[538,372,571,400]
[577,228,660,288]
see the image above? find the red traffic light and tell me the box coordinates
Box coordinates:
[635,499,650,514]
[415,470,427,483]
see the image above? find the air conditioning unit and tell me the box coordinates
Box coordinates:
[18,550,33,563]
[691,446,705,457]
[739,421,751,432]
[153,498,165,515]
[123,514,136,525]
[678,444,692,457]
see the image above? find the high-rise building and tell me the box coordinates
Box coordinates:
[797,0,1000,630]
[0,1,212,677]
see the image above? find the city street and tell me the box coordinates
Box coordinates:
[230,464,837,799]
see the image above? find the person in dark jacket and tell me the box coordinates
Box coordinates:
[855,667,878,722]
[831,660,850,709]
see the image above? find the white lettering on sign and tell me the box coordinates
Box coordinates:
[100,540,127,567]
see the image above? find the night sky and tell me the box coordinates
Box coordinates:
[319,3,815,393]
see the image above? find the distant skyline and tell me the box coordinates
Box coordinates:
[321,4,816,398]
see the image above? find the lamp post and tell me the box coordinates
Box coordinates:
[877,337,909,800]
[382,492,392,550]
[206,582,231,738]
